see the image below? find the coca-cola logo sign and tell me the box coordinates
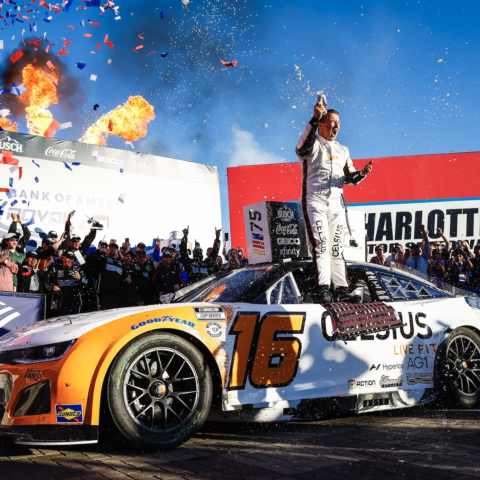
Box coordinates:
[45,146,77,160]
[276,224,298,235]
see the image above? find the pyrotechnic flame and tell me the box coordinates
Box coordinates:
[79,96,155,146]
[21,64,59,134]
[0,118,18,132]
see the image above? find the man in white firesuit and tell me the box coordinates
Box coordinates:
[296,101,373,303]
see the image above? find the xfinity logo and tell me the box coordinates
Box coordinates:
[277,238,300,245]
[45,146,76,160]
[0,136,23,153]
[93,151,123,165]
[279,247,300,257]
[138,161,164,173]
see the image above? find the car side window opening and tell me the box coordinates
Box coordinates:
[377,273,447,300]
[254,273,301,305]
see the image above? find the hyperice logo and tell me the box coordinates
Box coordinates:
[131,316,195,330]
[55,404,83,423]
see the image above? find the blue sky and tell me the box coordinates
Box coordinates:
[1,0,479,239]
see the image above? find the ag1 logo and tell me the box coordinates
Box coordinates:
[407,356,431,370]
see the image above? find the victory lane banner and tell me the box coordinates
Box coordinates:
[0,132,222,250]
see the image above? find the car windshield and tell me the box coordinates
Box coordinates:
[176,267,269,303]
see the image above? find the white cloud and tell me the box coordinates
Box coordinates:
[229,125,284,167]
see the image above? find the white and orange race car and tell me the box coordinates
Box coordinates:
[1,260,480,450]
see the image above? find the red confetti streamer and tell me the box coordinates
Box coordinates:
[133,45,143,52]
[108,119,113,131]
[88,20,100,26]
[138,32,145,39]
[0,188,10,193]
[9,49,24,63]
[39,0,51,10]
[78,6,87,9]
[47,60,55,70]
[96,42,101,49]
[41,70,58,85]
[67,25,74,29]
[148,51,156,55]
[64,41,72,47]
[33,58,37,63]
[57,48,69,56]
[0,151,19,166]
[104,34,114,49]
[220,59,237,67]
[19,167,23,180]
[44,120,59,139]
[84,33,93,37]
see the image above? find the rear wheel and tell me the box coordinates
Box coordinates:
[107,332,212,450]
[439,327,480,408]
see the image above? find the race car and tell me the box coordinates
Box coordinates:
[1,259,479,450]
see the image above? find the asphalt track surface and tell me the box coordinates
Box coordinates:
[1,406,480,479]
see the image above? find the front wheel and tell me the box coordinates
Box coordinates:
[107,332,212,450]
[439,327,480,408]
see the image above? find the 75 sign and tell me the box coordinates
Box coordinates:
[227,311,306,390]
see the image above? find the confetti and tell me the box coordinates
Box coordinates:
[58,122,72,130]
[118,192,126,203]
[220,59,237,67]
[9,178,13,188]
[120,168,124,173]
[11,83,27,95]
[104,34,114,49]
[88,20,100,26]
[46,60,55,70]
[9,49,24,63]
[1,151,19,165]
[41,70,58,85]
[138,32,145,40]
[93,104,99,110]
[108,119,113,131]
[133,45,143,52]
[84,33,93,37]
[57,48,69,55]
[67,25,74,29]
[34,177,39,183]
[0,40,3,49]
[160,11,165,18]
[44,119,59,139]
[11,200,18,207]
[63,161,73,171]
[161,52,168,58]
[76,61,87,69]
[90,74,97,81]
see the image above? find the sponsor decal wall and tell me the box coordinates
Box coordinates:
[0,132,221,250]
[227,150,480,256]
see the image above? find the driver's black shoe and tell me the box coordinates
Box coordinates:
[336,287,358,303]
[313,285,333,304]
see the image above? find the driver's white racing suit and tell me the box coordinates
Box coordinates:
[296,116,366,288]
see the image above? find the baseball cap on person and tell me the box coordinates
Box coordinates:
[42,237,53,246]
[109,243,119,250]
[64,251,76,259]
[375,246,383,251]
[26,251,38,259]
[411,243,421,250]
[137,242,146,248]
[98,240,108,247]
[47,230,58,238]
[135,249,146,257]
[71,235,81,242]
[162,251,172,258]
[123,250,133,257]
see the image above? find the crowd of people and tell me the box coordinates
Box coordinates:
[0,213,248,317]
[369,224,480,290]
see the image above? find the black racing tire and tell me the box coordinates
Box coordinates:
[107,332,212,450]
[439,327,480,409]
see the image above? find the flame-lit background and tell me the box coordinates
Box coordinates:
[0,1,479,233]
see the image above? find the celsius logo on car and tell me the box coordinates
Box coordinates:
[93,151,124,165]
[206,322,222,337]
[131,316,195,330]
[0,136,23,153]
[348,378,376,390]
[45,146,77,160]
[55,404,83,423]
[277,205,294,222]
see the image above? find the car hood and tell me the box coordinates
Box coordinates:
[0,304,178,351]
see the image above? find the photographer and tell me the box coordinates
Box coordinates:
[48,251,87,315]
[387,244,405,266]
[447,248,473,287]
[428,248,446,288]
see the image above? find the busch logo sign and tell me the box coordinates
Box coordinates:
[45,146,77,160]
[277,205,294,222]
[0,136,23,153]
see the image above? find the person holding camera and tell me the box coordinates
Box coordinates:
[387,244,405,266]
[428,248,446,287]
[447,248,473,287]
[430,228,451,262]
[296,98,373,303]
[370,245,387,266]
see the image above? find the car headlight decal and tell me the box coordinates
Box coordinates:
[0,340,76,365]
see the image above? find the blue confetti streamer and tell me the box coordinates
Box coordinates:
[71,162,81,166]
[161,52,168,58]
[160,11,165,18]
[76,62,87,70]
[9,178,13,188]
[11,199,18,207]
[32,159,40,167]
[120,168,124,173]
[34,177,39,183]
[63,162,72,171]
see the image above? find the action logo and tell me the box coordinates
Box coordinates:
[348,378,376,390]
[206,322,222,338]
[380,375,403,388]
[55,404,83,423]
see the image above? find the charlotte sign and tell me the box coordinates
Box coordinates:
[227,151,480,256]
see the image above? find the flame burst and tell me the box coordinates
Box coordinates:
[79,96,155,146]
[0,118,18,132]
[20,65,59,135]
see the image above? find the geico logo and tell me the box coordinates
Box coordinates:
[96,156,123,165]
[277,238,300,245]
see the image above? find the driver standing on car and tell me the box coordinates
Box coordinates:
[296,98,373,303]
